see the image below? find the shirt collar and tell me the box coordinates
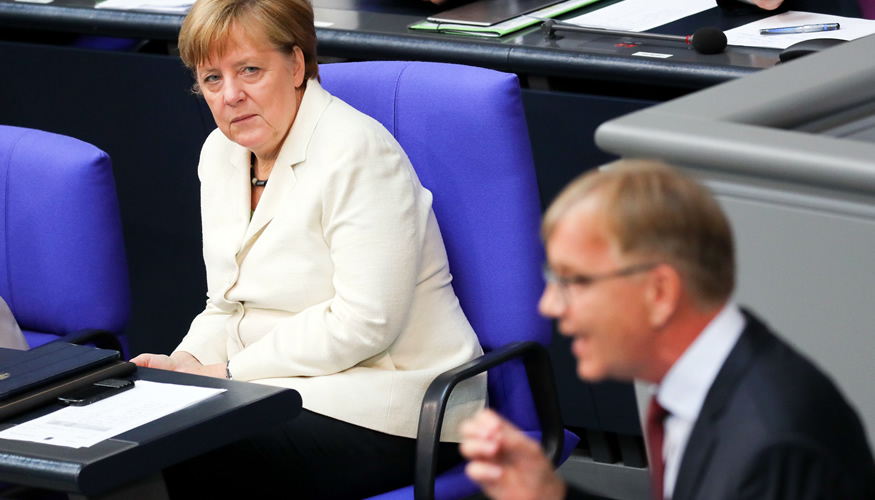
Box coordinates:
[656,302,745,422]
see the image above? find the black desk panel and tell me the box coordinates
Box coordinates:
[0,0,182,40]
[0,367,301,497]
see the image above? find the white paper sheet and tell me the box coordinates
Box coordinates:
[0,381,226,448]
[725,12,875,49]
[95,0,193,14]
[565,0,714,32]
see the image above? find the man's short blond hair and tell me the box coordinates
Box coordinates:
[543,159,735,307]
[178,0,319,91]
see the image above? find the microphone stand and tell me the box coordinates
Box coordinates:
[540,19,728,55]
[542,19,685,43]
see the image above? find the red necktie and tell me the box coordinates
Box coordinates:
[861,0,875,20]
[646,397,669,500]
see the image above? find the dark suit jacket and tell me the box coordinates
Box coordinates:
[717,0,862,17]
[567,310,875,499]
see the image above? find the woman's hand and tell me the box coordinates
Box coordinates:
[131,351,200,370]
[131,351,225,378]
[177,363,228,379]
[130,353,187,371]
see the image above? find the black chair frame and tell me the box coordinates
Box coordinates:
[414,340,565,500]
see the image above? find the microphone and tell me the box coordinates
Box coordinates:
[541,20,728,55]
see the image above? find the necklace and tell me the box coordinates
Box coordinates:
[250,167,268,187]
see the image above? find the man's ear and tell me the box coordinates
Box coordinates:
[645,264,681,329]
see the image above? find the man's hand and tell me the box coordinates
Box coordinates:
[460,409,567,500]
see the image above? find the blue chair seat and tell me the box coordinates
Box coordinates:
[0,125,130,353]
[320,61,579,500]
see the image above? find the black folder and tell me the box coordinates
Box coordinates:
[0,342,120,401]
[0,360,136,421]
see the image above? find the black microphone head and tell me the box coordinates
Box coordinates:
[689,27,727,55]
[542,19,556,38]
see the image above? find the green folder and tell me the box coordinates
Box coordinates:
[409,0,601,38]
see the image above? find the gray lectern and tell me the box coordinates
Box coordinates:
[595,34,875,448]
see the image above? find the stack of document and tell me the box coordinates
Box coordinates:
[409,0,600,38]
[96,0,193,14]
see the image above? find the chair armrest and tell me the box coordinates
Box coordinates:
[51,328,124,354]
[414,340,564,500]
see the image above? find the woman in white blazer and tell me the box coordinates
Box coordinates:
[130,0,486,496]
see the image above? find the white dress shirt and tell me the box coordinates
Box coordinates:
[655,303,745,499]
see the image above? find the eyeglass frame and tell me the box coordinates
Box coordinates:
[542,261,659,303]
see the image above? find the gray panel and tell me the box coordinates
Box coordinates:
[595,34,875,196]
[597,113,875,195]
[819,113,875,143]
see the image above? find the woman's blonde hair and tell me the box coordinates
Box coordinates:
[178,0,319,90]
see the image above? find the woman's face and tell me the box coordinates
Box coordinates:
[196,27,306,161]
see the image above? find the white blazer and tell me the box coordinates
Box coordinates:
[175,80,486,441]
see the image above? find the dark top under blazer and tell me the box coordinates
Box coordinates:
[567,310,875,499]
[717,0,862,17]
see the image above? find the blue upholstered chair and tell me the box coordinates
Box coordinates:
[0,125,130,354]
[320,61,580,500]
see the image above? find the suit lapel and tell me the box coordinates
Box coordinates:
[242,160,296,247]
[225,145,253,253]
[672,416,719,500]
[239,79,332,250]
[672,311,769,500]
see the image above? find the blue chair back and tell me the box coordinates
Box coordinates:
[0,125,130,350]
[320,61,577,499]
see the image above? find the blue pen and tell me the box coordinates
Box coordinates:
[760,23,840,35]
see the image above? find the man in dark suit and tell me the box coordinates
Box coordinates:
[460,160,875,499]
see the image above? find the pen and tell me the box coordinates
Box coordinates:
[760,23,840,35]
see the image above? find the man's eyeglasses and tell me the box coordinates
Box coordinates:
[542,262,659,303]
